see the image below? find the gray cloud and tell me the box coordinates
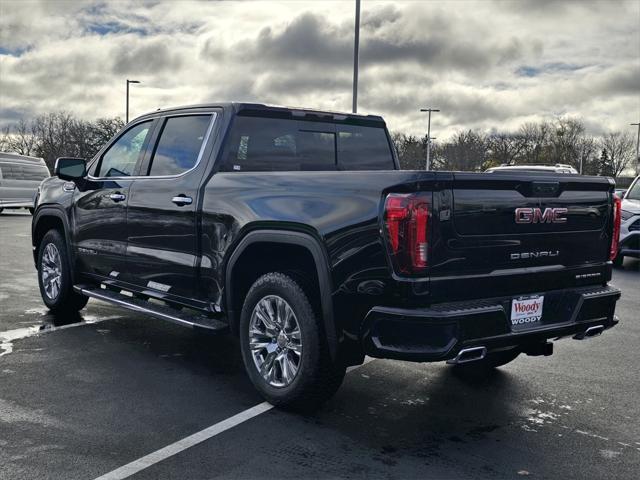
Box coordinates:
[597,63,640,96]
[226,8,535,74]
[246,13,352,66]
[0,0,638,139]
[111,40,183,74]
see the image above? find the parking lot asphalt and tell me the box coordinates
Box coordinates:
[1,210,639,480]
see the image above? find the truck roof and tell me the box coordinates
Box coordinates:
[135,102,386,125]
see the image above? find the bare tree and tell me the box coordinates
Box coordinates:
[31,112,77,170]
[550,118,585,169]
[577,135,598,175]
[600,132,635,177]
[392,132,427,170]
[0,125,11,152]
[486,131,525,168]
[0,119,39,156]
[0,112,125,171]
[518,121,552,164]
[432,130,487,172]
[91,117,124,152]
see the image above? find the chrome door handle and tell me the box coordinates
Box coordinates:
[172,195,193,206]
[109,193,126,202]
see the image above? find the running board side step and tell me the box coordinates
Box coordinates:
[74,285,229,333]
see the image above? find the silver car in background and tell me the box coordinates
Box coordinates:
[0,152,50,214]
[616,175,640,265]
[485,163,579,174]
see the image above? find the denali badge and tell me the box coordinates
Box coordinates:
[515,207,568,224]
[511,250,559,260]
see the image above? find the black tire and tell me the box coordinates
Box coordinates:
[28,208,35,215]
[452,348,521,374]
[37,229,88,313]
[612,254,624,267]
[239,272,345,410]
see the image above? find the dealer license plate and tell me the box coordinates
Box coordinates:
[510,295,544,330]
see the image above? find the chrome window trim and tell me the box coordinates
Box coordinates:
[87,112,217,181]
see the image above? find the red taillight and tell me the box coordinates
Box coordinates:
[609,194,622,261]
[383,193,430,274]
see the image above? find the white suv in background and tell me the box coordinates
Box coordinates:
[616,175,640,266]
[0,152,50,214]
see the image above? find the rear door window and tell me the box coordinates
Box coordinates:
[336,124,394,170]
[222,116,336,172]
[147,115,212,176]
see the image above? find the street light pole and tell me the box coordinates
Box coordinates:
[126,79,141,123]
[420,108,440,170]
[632,122,640,176]
[352,0,361,114]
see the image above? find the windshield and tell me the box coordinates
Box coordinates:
[626,178,640,200]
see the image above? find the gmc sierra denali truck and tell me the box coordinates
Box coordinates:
[32,103,622,409]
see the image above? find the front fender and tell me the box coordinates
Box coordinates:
[31,205,75,279]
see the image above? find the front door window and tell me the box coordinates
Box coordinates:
[97,121,152,177]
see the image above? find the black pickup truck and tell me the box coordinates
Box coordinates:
[32,103,622,409]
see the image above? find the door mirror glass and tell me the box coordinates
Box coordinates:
[55,157,86,180]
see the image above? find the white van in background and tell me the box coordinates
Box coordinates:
[0,152,50,215]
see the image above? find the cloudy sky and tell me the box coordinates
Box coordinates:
[1,0,639,138]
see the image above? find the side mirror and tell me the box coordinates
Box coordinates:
[54,157,86,181]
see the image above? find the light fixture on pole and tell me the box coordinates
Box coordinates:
[420,108,440,170]
[352,0,361,114]
[126,79,141,123]
[632,122,640,176]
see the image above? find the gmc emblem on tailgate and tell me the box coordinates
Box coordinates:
[515,207,568,224]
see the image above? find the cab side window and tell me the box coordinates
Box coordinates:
[221,116,336,172]
[97,121,152,178]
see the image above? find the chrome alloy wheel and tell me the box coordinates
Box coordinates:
[41,243,62,300]
[249,295,302,388]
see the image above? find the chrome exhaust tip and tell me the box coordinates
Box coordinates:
[447,346,487,365]
[573,325,605,340]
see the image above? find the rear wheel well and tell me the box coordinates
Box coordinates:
[228,242,321,332]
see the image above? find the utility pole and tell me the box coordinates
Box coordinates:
[632,122,640,176]
[352,0,361,114]
[420,108,440,170]
[126,79,141,123]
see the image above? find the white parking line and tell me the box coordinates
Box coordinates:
[93,402,274,480]
[94,357,376,480]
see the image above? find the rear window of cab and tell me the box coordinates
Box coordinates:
[221,115,394,172]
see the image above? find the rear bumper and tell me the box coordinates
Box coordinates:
[361,285,621,362]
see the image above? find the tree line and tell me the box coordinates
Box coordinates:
[0,112,636,177]
[392,118,637,177]
[0,112,124,173]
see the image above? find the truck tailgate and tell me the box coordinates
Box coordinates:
[428,172,615,302]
